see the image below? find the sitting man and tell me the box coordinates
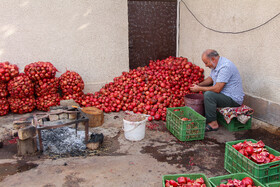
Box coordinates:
[190,49,244,132]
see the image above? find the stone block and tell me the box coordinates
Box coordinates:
[13,121,32,129]
[60,99,80,107]
[50,109,63,114]
[59,113,68,120]
[86,142,100,150]
[69,113,77,120]
[17,138,37,155]
[18,126,36,140]
[49,114,59,121]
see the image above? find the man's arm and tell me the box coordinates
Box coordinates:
[190,82,225,93]
[197,76,213,86]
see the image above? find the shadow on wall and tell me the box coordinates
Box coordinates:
[0,25,17,58]
[0,0,93,64]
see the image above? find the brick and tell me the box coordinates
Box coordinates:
[69,113,77,120]
[59,113,68,120]
[49,114,59,121]
[18,126,36,140]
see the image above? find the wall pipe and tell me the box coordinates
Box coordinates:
[176,0,181,57]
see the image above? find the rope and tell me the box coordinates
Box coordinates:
[181,0,280,34]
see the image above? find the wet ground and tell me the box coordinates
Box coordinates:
[0,111,280,186]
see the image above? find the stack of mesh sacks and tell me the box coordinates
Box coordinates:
[24,61,60,111]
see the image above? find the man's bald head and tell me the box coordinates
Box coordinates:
[201,49,220,69]
[202,49,219,60]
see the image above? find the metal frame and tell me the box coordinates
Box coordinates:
[33,108,89,152]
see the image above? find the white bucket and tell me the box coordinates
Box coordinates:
[123,118,147,141]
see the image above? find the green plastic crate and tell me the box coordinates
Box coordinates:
[166,106,206,141]
[209,172,265,187]
[224,139,280,184]
[162,173,211,187]
[217,111,252,132]
[266,181,280,187]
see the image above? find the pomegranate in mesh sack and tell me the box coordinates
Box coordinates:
[36,93,61,111]
[0,97,9,116]
[0,61,19,82]
[35,77,59,97]
[8,95,36,114]
[24,61,58,81]
[0,82,8,97]
[59,71,84,94]
[7,73,35,98]
[61,91,84,106]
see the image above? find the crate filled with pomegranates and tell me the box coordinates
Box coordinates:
[162,173,211,187]
[209,172,264,187]
[166,106,206,141]
[225,139,280,184]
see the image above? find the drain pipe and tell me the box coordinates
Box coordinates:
[176,0,181,57]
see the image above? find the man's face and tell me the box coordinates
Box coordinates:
[202,56,215,69]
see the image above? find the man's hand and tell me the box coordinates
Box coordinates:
[190,84,201,93]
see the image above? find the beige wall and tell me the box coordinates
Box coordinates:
[179,0,280,104]
[0,0,129,93]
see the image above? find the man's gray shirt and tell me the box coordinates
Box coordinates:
[210,57,244,105]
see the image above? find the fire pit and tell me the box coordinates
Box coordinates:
[33,108,89,152]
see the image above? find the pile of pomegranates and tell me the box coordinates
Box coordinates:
[78,56,204,121]
[0,56,204,117]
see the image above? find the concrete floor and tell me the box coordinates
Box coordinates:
[0,111,280,187]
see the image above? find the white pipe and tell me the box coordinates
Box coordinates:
[176,0,181,57]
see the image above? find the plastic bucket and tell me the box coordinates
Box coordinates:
[184,94,205,116]
[123,117,147,141]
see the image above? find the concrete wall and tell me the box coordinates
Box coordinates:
[0,0,129,93]
[178,0,280,126]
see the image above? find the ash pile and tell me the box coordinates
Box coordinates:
[40,127,87,156]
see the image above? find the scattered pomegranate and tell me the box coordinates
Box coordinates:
[181,117,191,121]
[8,96,35,114]
[7,73,35,98]
[24,61,57,81]
[0,97,9,116]
[0,61,19,82]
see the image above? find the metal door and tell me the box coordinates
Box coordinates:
[128,0,177,69]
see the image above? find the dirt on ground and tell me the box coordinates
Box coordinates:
[0,111,279,187]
